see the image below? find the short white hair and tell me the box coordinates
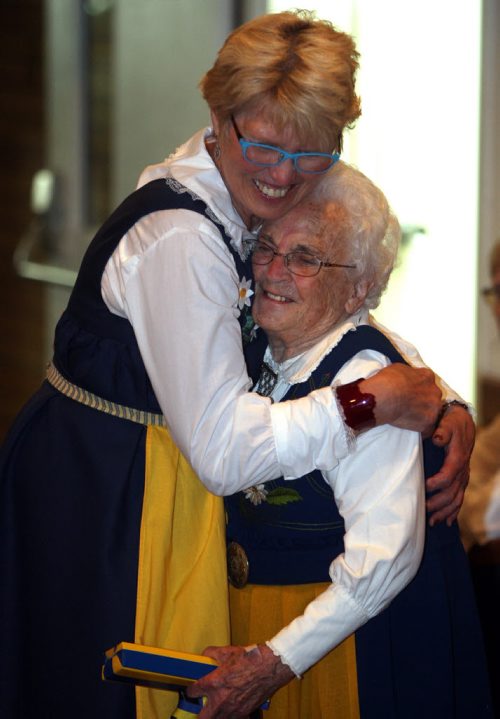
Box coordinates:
[310,161,401,310]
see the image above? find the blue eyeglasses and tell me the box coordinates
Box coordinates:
[231,116,340,175]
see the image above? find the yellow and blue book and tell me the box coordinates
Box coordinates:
[102,642,218,692]
[103,641,270,715]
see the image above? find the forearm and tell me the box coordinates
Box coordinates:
[267,582,368,676]
[270,415,425,675]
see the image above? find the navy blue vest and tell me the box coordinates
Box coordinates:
[226,324,445,585]
[53,178,265,409]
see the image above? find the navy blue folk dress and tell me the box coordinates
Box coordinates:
[0,179,259,719]
[227,325,493,718]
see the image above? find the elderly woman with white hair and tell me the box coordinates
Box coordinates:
[189,163,493,719]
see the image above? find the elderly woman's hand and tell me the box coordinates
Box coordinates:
[186,644,295,718]
[360,364,442,436]
[425,404,475,526]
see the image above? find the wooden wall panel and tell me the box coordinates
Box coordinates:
[0,0,45,440]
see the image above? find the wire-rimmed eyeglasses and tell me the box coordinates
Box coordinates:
[251,238,356,278]
[231,116,340,175]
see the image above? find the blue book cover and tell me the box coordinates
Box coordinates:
[102,642,218,690]
[103,641,270,710]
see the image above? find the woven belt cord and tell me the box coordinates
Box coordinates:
[46,362,167,427]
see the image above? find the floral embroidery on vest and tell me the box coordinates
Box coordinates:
[244,483,303,506]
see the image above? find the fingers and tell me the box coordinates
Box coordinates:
[431,423,452,447]
[202,645,246,664]
[189,645,291,718]
[426,484,465,526]
[433,405,475,452]
[426,459,469,526]
[427,406,474,500]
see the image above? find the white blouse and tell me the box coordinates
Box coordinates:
[261,317,424,675]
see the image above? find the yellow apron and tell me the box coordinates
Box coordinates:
[229,583,360,719]
[134,426,230,719]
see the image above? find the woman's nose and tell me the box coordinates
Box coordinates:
[267,158,296,184]
[264,252,291,279]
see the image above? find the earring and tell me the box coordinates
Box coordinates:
[214,143,221,162]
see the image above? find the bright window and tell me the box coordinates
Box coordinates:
[268,1,482,402]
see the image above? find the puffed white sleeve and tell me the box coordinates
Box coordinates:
[102,209,349,495]
[267,352,425,676]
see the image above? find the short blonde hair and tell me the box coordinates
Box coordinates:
[200,10,361,152]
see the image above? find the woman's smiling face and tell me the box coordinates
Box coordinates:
[211,105,329,229]
[251,204,360,361]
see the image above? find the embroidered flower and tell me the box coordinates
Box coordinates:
[242,484,303,506]
[241,310,258,345]
[238,277,254,310]
[244,484,268,506]
[247,323,258,342]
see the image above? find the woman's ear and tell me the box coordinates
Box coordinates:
[345,280,370,315]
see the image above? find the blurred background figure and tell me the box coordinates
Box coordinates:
[459,240,500,719]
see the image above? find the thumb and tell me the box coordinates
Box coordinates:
[432,429,447,446]
[432,416,452,446]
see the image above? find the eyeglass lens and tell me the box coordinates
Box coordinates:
[231,116,336,173]
[252,244,322,277]
[243,144,334,173]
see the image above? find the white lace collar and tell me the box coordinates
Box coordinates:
[263,309,370,386]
